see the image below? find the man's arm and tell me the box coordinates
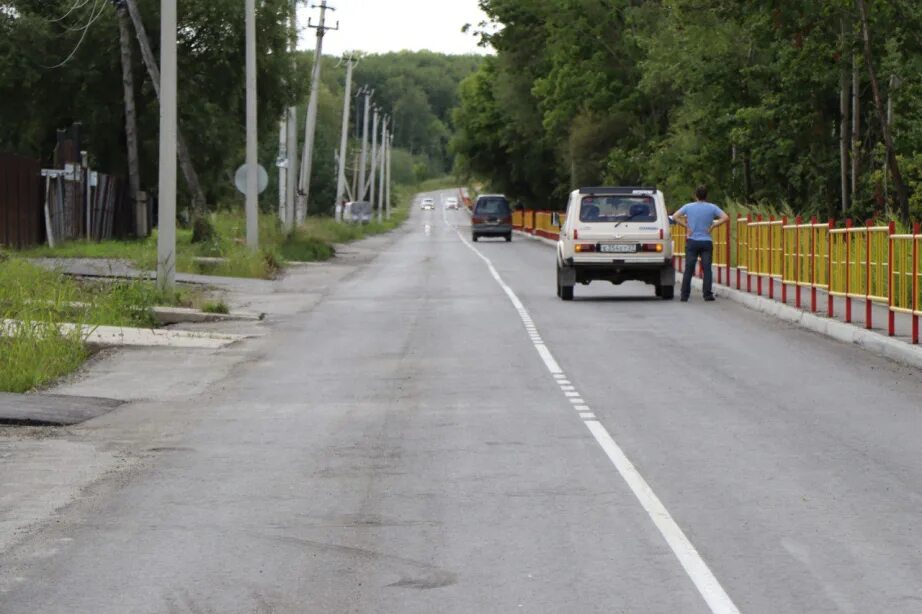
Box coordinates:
[711,207,730,228]
[671,205,688,228]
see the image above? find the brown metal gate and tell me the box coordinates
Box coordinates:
[0,153,44,248]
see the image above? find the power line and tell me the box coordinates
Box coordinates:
[43,0,106,69]
[49,0,93,23]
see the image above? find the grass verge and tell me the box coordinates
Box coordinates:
[0,258,199,393]
[15,190,419,279]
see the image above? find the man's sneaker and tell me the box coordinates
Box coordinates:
[704,295,716,302]
[680,297,689,302]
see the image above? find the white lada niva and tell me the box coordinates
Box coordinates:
[556,187,675,301]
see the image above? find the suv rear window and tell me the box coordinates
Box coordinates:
[579,195,656,223]
[475,198,510,216]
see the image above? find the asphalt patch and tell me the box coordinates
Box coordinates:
[0,392,124,426]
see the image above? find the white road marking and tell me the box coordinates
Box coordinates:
[560,385,576,391]
[574,405,590,411]
[454,224,741,614]
[564,391,580,398]
[579,413,597,419]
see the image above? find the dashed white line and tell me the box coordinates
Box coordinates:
[454,224,741,614]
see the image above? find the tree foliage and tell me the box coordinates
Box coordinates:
[453,0,922,219]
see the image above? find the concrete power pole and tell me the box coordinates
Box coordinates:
[334,57,355,222]
[279,0,297,232]
[156,0,177,291]
[358,88,372,201]
[377,117,387,223]
[369,108,378,216]
[297,1,338,224]
[386,132,393,220]
[245,0,258,248]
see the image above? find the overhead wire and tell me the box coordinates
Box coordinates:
[43,0,106,69]
[49,0,93,23]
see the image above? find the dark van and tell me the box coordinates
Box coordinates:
[471,194,512,242]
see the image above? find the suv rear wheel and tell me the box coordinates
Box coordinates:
[656,284,674,300]
[557,265,574,301]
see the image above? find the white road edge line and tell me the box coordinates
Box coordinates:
[454,225,740,614]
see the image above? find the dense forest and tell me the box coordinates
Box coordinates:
[0,0,480,215]
[452,0,922,221]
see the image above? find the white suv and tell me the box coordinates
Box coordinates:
[556,187,674,300]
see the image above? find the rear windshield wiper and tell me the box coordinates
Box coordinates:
[613,213,640,228]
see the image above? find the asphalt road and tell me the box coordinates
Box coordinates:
[2,189,922,613]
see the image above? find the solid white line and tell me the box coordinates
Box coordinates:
[584,421,739,613]
[454,225,740,614]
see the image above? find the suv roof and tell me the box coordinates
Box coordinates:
[476,194,507,200]
[578,186,658,195]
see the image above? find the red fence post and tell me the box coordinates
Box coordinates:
[736,215,742,290]
[866,220,873,330]
[828,219,835,318]
[914,223,920,344]
[888,221,895,337]
[845,219,853,323]
[794,216,802,308]
[757,215,763,297]
[726,220,733,288]
[810,216,817,313]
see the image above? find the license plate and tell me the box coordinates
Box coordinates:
[599,244,637,253]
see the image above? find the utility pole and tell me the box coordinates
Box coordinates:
[124,0,207,214]
[113,0,144,236]
[334,57,355,222]
[156,0,177,291]
[386,132,393,219]
[279,0,297,232]
[369,107,378,216]
[358,88,372,201]
[377,116,387,223]
[245,0,258,248]
[297,1,338,224]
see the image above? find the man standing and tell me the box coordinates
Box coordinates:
[672,185,729,302]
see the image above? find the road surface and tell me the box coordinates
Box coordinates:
[2,189,922,613]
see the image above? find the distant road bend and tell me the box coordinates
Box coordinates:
[1,188,922,613]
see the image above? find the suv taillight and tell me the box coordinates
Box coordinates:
[472,216,484,224]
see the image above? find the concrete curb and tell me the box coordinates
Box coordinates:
[691,278,922,370]
[513,229,557,247]
[152,306,264,325]
[2,319,250,350]
[510,228,922,370]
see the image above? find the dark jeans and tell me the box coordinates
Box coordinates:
[681,239,713,299]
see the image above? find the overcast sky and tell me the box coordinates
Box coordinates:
[297,0,493,56]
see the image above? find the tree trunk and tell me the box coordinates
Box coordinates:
[851,17,860,208]
[856,0,910,223]
[743,149,753,203]
[116,4,144,236]
[123,0,207,213]
[840,17,850,214]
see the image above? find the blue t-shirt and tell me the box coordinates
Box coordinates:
[675,201,724,241]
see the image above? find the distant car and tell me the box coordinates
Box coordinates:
[556,186,674,301]
[445,197,459,210]
[343,200,372,224]
[420,197,435,210]
[471,194,512,242]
